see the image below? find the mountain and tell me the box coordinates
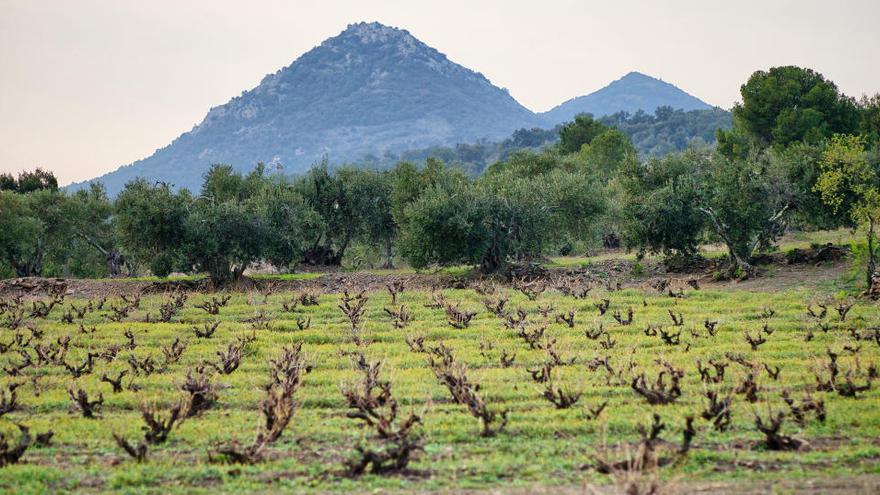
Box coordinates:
[540,72,713,125]
[71,24,723,195]
[74,22,541,194]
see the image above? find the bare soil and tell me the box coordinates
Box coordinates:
[0,244,854,298]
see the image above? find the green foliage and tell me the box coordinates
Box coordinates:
[200,163,268,202]
[814,134,880,286]
[697,150,793,274]
[729,66,859,148]
[256,181,322,272]
[0,187,113,278]
[618,148,708,257]
[398,182,485,270]
[815,135,878,220]
[485,149,571,177]
[389,158,468,226]
[577,128,638,175]
[294,162,360,265]
[772,142,848,230]
[364,109,732,176]
[182,198,265,283]
[859,94,880,147]
[557,114,608,154]
[0,191,45,276]
[115,179,191,277]
[601,106,732,156]
[59,184,120,277]
[398,167,604,272]
[0,168,59,193]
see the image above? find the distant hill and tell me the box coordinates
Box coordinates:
[540,72,713,125]
[70,24,727,195]
[72,22,541,194]
[359,107,732,175]
[600,106,731,156]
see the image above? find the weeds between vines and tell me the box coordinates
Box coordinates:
[2,273,879,489]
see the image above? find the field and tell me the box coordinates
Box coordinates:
[1,265,880,494]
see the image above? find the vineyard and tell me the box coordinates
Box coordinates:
[1,274,879,494]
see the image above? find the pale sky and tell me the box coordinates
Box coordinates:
[1,0,878,185]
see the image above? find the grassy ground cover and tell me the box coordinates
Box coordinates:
[0,272,878,493]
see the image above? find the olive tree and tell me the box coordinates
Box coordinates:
[114,179,191,277]
[399,169,604,273]
[696,150,794,277]
[618,148,708,260]
[0,191,45,276]
[182,198,265,284]
[257,181,323,272]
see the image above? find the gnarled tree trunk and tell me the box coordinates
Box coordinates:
[382,237,394,269]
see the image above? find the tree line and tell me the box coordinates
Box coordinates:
[1,65,878,286]
[357,106,732,176]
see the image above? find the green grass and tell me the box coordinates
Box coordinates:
[546,228,862,270]
[1,278,878,493]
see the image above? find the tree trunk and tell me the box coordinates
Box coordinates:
[14,256,42,277]
[726,247,755,279]
[335,232,352,265]
[106,250,127,278]
[480,247,504,274]
[867,218,877,290]
[382,237,394,269]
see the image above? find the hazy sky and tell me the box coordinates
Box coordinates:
[1,0,878,185]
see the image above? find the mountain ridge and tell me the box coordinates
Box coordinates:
[70,22,722,195]
[539,71,713,125]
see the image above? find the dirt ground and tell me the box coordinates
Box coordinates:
[440,474,880,495]
[0,250,855,299]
